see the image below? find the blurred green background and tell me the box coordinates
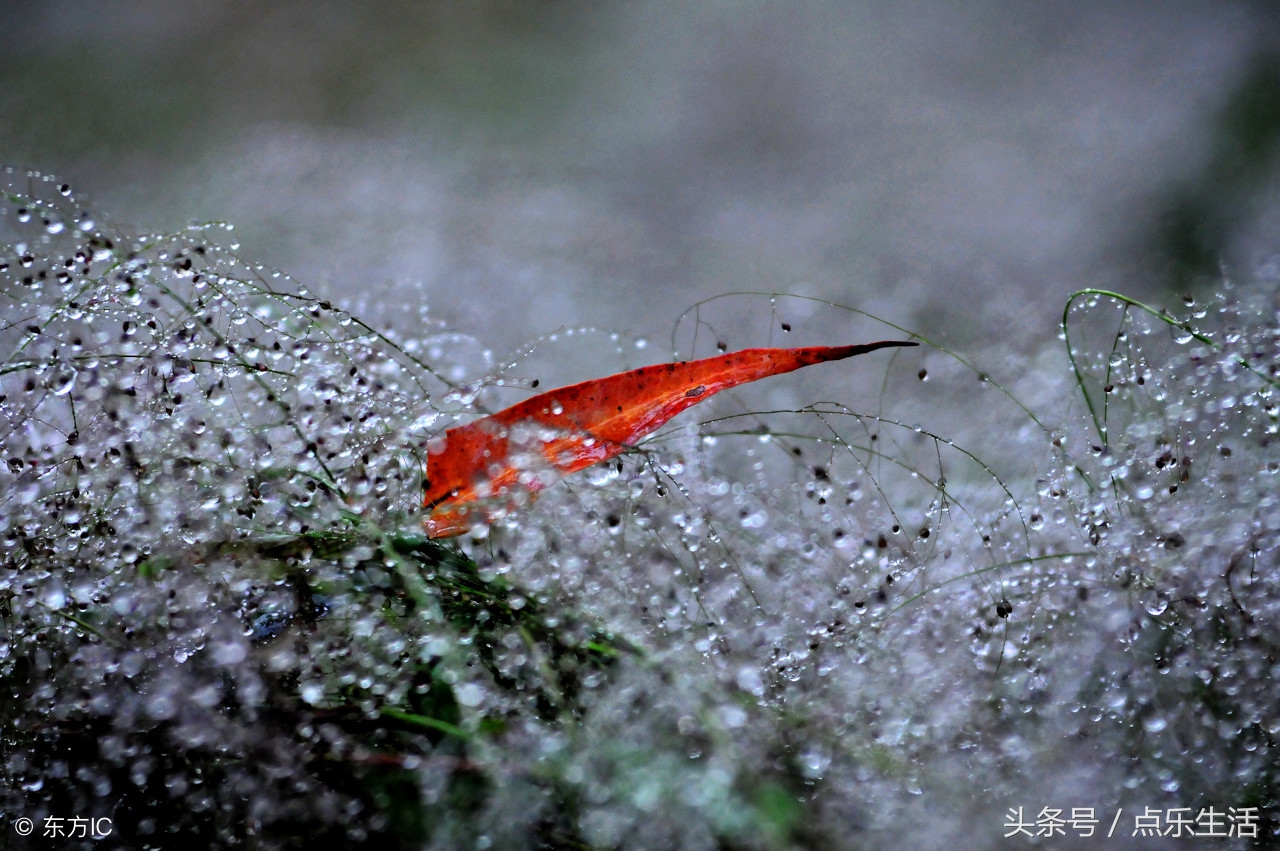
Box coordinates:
[4,0,1279,354]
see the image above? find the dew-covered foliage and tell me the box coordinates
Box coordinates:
[2,169,1279,849]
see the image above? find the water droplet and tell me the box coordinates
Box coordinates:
[212,641,246,666]
[42,586,66,609]
[456,682,485,707]
[46,366,77,396]
[735,666,764,695]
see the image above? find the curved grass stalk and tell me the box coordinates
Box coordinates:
[142,274,345,494]
[378,706,471,740]
[638,419,916,567]
[695,405,1032,552]
[35,600,111,642]
[0,353,298,379]
[878,551,1095,620]
[231,264,453,396]
[1062,287,1280,444]
[672,291,1053,435]
[643,453,763,610]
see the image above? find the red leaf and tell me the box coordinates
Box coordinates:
[424,341,916,537]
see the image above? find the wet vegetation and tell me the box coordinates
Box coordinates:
[3,169,1280,848]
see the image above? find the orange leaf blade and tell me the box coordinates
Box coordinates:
[424,341,915,537]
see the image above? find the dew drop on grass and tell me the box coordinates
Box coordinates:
[46,366,77,396]
[585,463,620,487]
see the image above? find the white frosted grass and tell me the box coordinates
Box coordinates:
[3,170,1279,848]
